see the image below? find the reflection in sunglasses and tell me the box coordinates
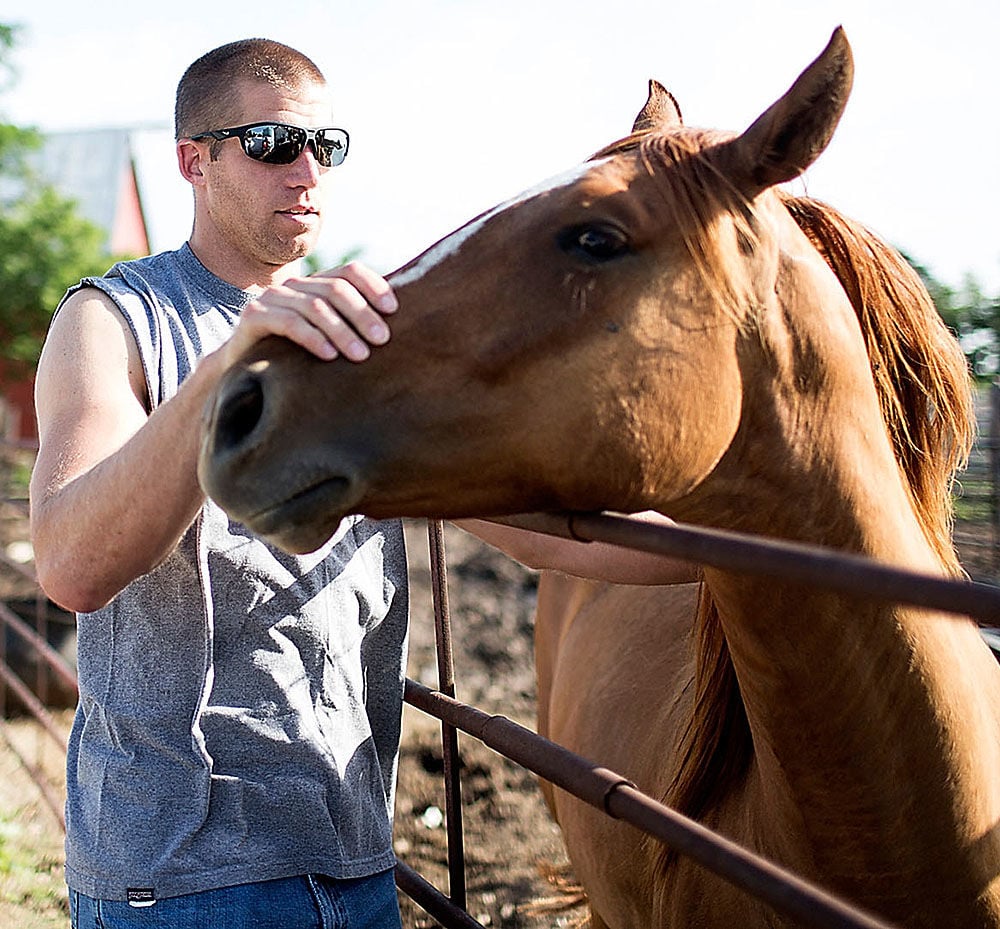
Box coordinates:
[191,123,349,168]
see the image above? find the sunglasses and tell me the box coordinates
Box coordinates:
[191,122,349,167]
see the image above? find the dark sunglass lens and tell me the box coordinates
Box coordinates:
[316,129,348,167]
[242,125,277,160]
[242,124,304,164]
[264,125,306,164]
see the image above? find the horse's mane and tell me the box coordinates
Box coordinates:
[641,140,976,872]
[780,192,974,571]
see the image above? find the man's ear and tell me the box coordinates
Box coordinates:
[177,139,208,186]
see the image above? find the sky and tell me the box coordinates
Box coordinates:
[3,0,999,292]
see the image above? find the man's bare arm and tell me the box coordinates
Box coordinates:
[455,514,700,585]
[30,289,226,611]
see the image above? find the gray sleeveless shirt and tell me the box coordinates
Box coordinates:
[60,245,409,901]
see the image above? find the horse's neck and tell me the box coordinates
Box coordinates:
[703,425,1000,908]
[708,568,1000,915]
[690,256,1000,906]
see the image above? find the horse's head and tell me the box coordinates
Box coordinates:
[200,30,863,553]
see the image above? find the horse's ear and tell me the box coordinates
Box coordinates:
[721,27,853,194]
[632,79,684,133]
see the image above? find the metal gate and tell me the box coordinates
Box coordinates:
[399,513,1000,929]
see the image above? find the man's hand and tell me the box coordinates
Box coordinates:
[221,261,399,368]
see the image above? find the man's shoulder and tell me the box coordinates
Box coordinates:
[66,247,186,304]
[54,249,201,364]
[105,246,189,285]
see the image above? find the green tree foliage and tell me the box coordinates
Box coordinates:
[0,187,107,367]
[908,252,1000,379]
[0,23,118,376]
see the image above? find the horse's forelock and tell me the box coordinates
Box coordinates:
[593,128,764,328]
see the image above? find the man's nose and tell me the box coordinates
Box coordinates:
[287,145,323,184]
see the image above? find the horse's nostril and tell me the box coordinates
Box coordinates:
[216,373,265,451]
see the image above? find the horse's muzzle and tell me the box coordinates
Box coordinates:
[198,362,363,553]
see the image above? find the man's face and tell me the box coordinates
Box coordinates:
[198,78,336,271]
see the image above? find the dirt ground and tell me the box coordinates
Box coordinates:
[1,514,997,929]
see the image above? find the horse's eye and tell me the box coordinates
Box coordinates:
[558,224,631,263]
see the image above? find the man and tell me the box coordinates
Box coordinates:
[31,36,697,929]
[31,39,409,928]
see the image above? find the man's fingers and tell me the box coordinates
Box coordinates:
[291,278,391,347]
[316,260,399,315]
[225,262,398,367]
[238,296,342,361]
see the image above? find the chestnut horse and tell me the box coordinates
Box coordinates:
[199,29,1000,928]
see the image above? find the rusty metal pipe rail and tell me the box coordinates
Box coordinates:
[0,660,68,753]
[395,861,486,929]
[0,655,70,830]
[404,678,898,929]
[0,601,78,697]
[493,512,1000,624]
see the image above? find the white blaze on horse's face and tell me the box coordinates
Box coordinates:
[391,159,612,287]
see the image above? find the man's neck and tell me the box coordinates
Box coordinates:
[186,237,305,294]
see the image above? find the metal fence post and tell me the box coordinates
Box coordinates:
[990,380,1000,571]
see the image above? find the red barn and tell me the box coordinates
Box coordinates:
[1,128,152,444]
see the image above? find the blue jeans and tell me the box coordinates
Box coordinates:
[69,870,403,929]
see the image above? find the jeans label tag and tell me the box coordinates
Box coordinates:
[127,888,157,908]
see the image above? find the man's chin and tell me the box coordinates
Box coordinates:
[269,237,318,269]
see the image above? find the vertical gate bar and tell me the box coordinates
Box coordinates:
[991,381,1000,573]
[0,607,6,719]
[35,593,49,712]
[427,519,468,909]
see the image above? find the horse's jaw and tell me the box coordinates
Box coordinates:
[229,475,358,555]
